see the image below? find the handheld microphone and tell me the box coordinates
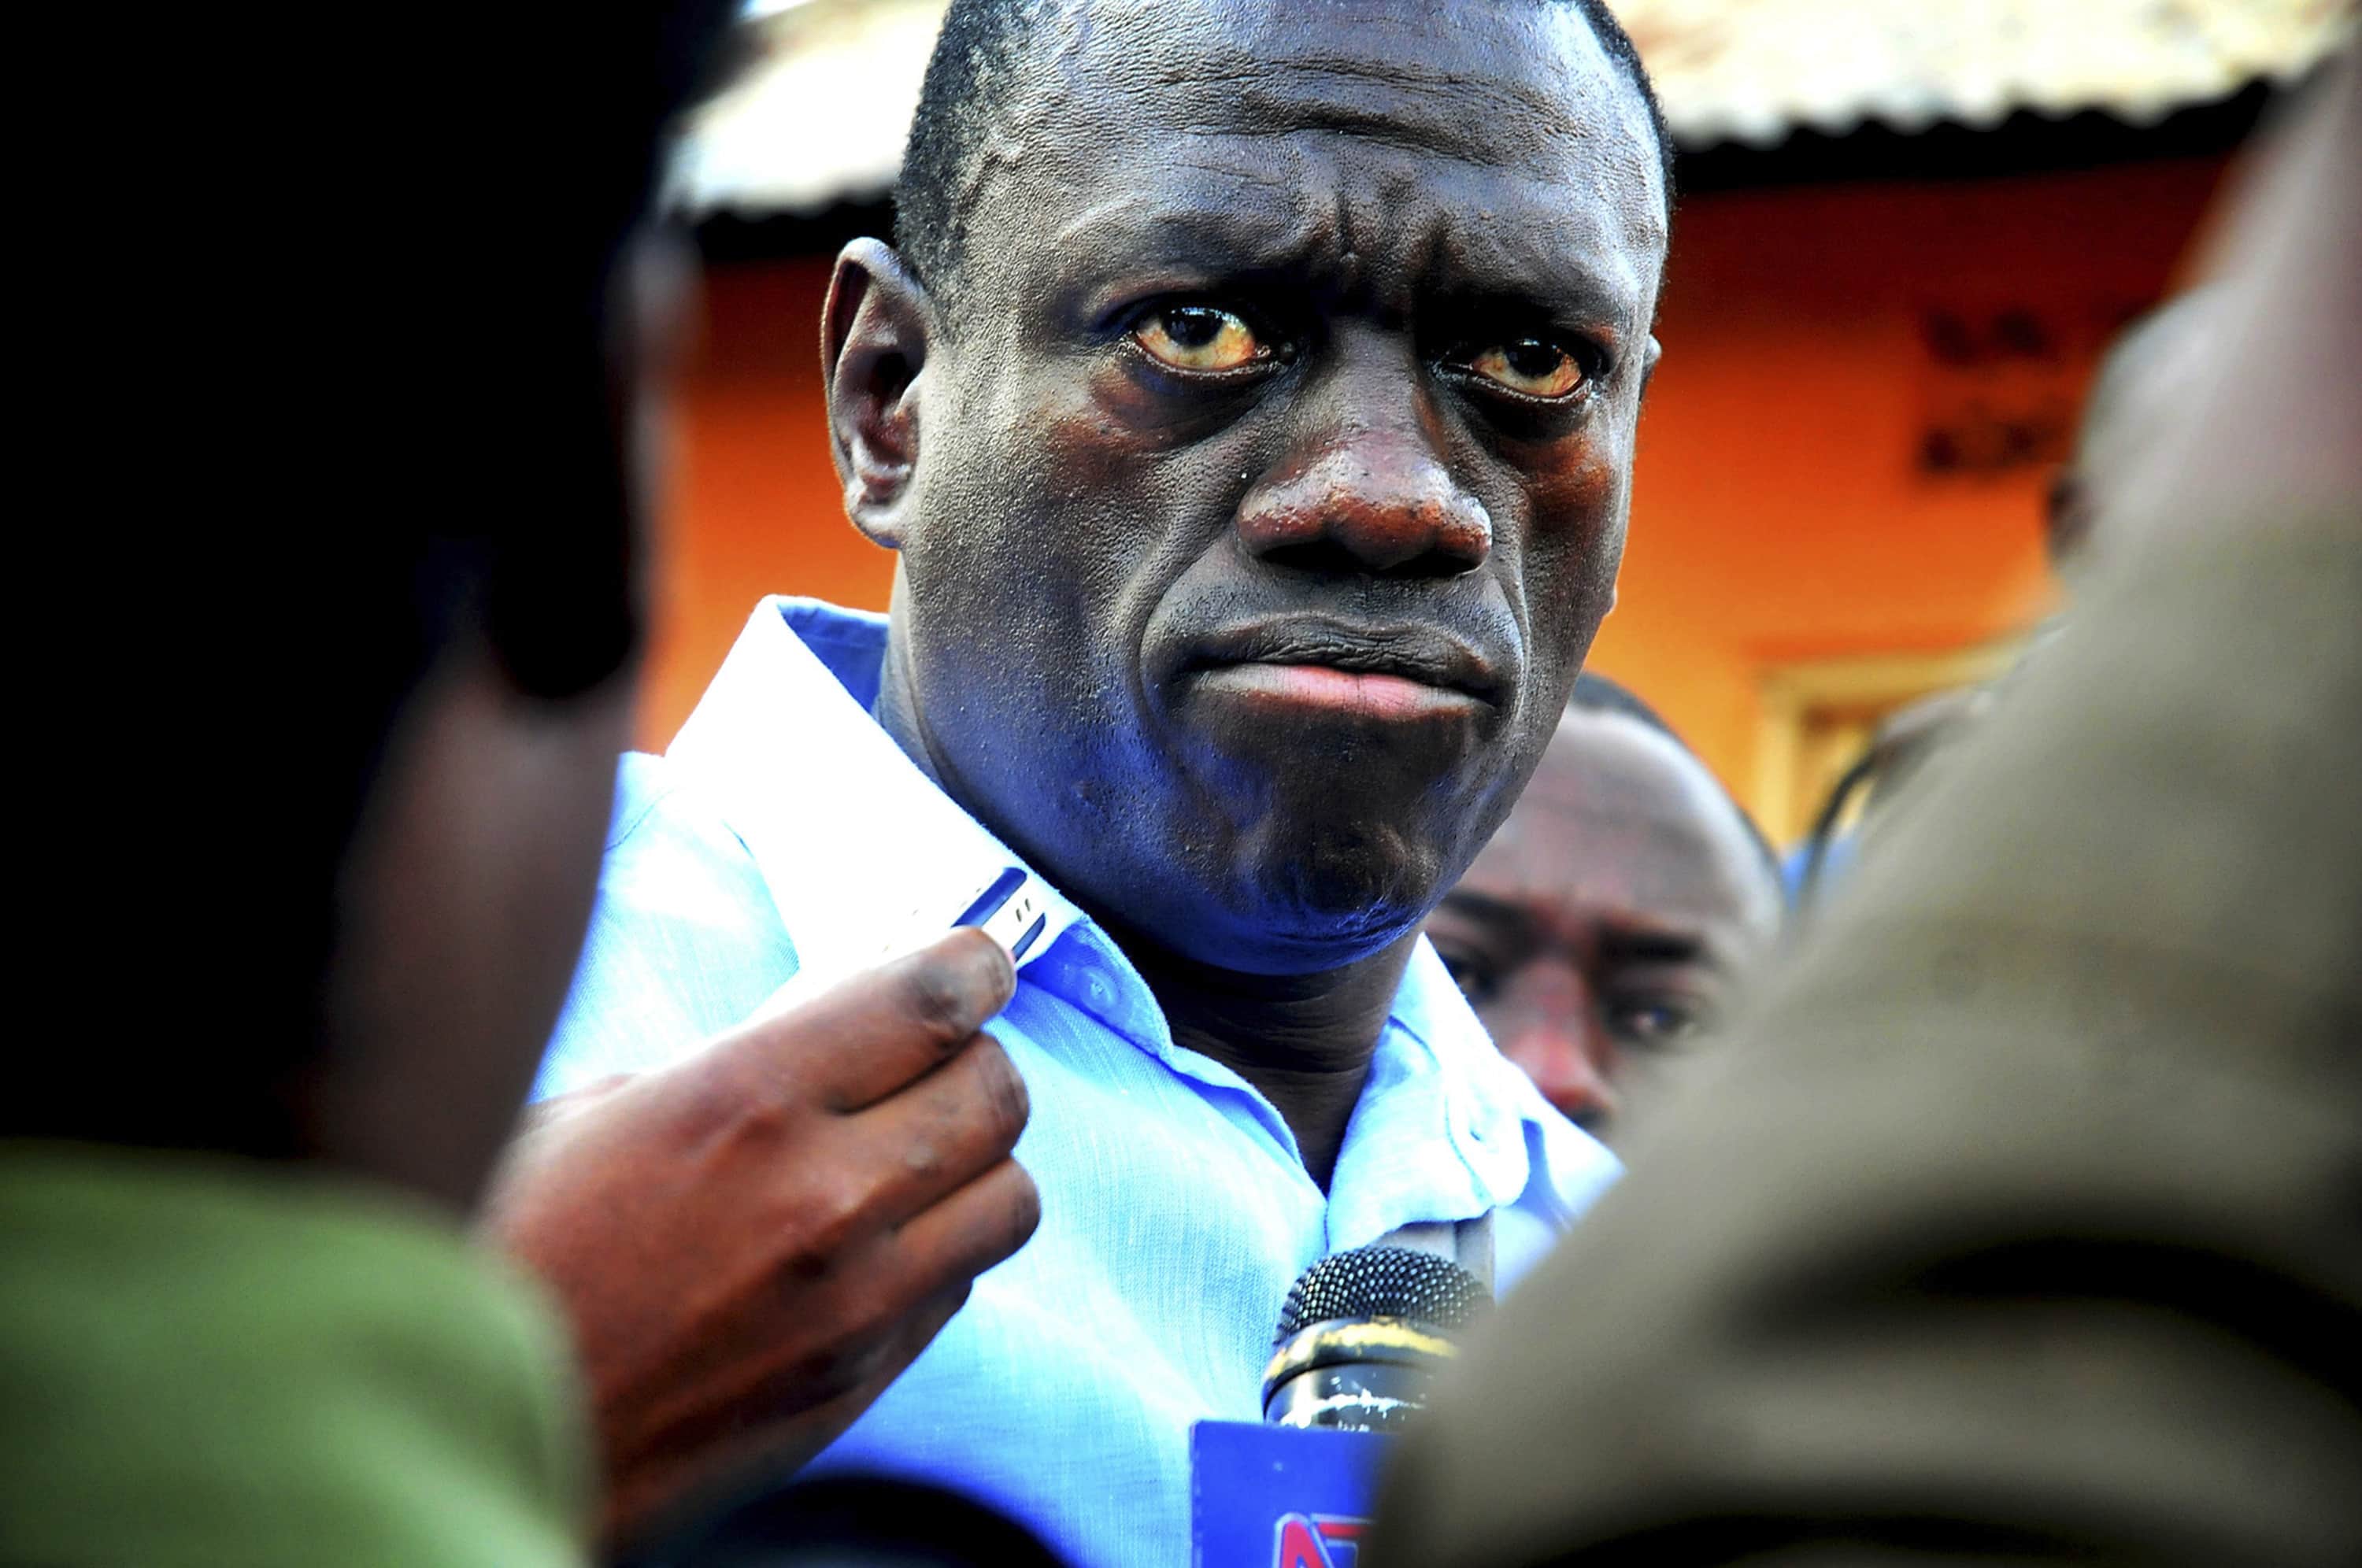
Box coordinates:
[1194,1234,1494,1561]
[1261,1244,1490,1432]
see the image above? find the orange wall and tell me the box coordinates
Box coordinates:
[641,261,893,746]
[643,156,2227,816]
[1583,157,2227,798]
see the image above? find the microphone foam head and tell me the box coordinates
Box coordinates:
[1273,1244,1489,1343]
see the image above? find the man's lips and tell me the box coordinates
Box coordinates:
[1187,661,1485,721]
[1175,619,1503,722]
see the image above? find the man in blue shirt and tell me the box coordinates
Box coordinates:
[528,1,1674,1561]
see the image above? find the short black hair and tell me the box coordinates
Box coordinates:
[1567,672,1786,899]
[896,0,1675,296]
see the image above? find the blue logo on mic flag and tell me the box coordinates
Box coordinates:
[1191,1421,1390,1568]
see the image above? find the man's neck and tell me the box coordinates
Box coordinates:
[872,623,1412,1189]
[1118,931,1416,1191]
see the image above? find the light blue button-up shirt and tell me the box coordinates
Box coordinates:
[538,597,1619,1568]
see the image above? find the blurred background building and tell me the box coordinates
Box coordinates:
[644,0,2349,844]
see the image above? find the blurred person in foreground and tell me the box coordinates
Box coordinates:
[2042,287,2227,578]
[0,4,734,1555]
[1797,289,2229,904]
[526,0,1677,1560]
[1372,53,2362,1568]
[1426,673,1784,1137]
[2,5,1048,1562]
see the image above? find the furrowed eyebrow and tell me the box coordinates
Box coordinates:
[1046,169,1640,333]
[1596,926,1709,968]
[1435,889,1539,945]
[1049,186,1325,284]
[1442,227,1649,338]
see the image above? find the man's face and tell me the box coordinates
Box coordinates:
[885,0,1665,973]
[1423,709,1783,1132]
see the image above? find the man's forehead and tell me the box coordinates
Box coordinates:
[983,0,1664,254]
[1479,718,1750,891]
[1546,714,1786,933]
[1527,714,1722,823]
[1146,2,1623,154]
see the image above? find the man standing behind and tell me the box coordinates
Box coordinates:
[527,0,1674,1560]
[1425,675,1784,1136]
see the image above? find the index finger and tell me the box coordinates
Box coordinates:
[733,928,1018,1113]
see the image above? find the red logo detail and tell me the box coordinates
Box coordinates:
[1273,1512,1367,1568]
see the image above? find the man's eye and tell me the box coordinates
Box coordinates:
[1436,949,1497,1006]
[1606,997,1703,1045]
[1132,305,1266,372]
[1466,338,1586,399]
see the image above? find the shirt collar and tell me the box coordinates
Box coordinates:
[1324,937,1615,1245]
[666,597,1090,995]
[666,597,1609,1223]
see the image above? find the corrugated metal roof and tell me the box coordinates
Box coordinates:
[670,0,942,218]
[1619,0,2353,147]
[672,0,2354,216]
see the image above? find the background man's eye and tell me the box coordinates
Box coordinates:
[1468,338,1585,398]
[1437,949,1498,1006]
[1133,305,1264,372]
[1607,998,1704,1045]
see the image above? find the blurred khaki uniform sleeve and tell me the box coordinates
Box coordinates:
[1368,54,2362,1555]
[1369,501,2362,1566]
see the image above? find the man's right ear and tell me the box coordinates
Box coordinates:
[823,239,934,549]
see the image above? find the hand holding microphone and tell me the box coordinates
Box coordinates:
[483,929,1040,1544]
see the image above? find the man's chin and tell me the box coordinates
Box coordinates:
[1201,826,1447,973]
[1175,689,1492,779]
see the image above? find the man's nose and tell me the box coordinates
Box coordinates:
[1236,360,1491,577]
[1507,1023,1620,1127]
